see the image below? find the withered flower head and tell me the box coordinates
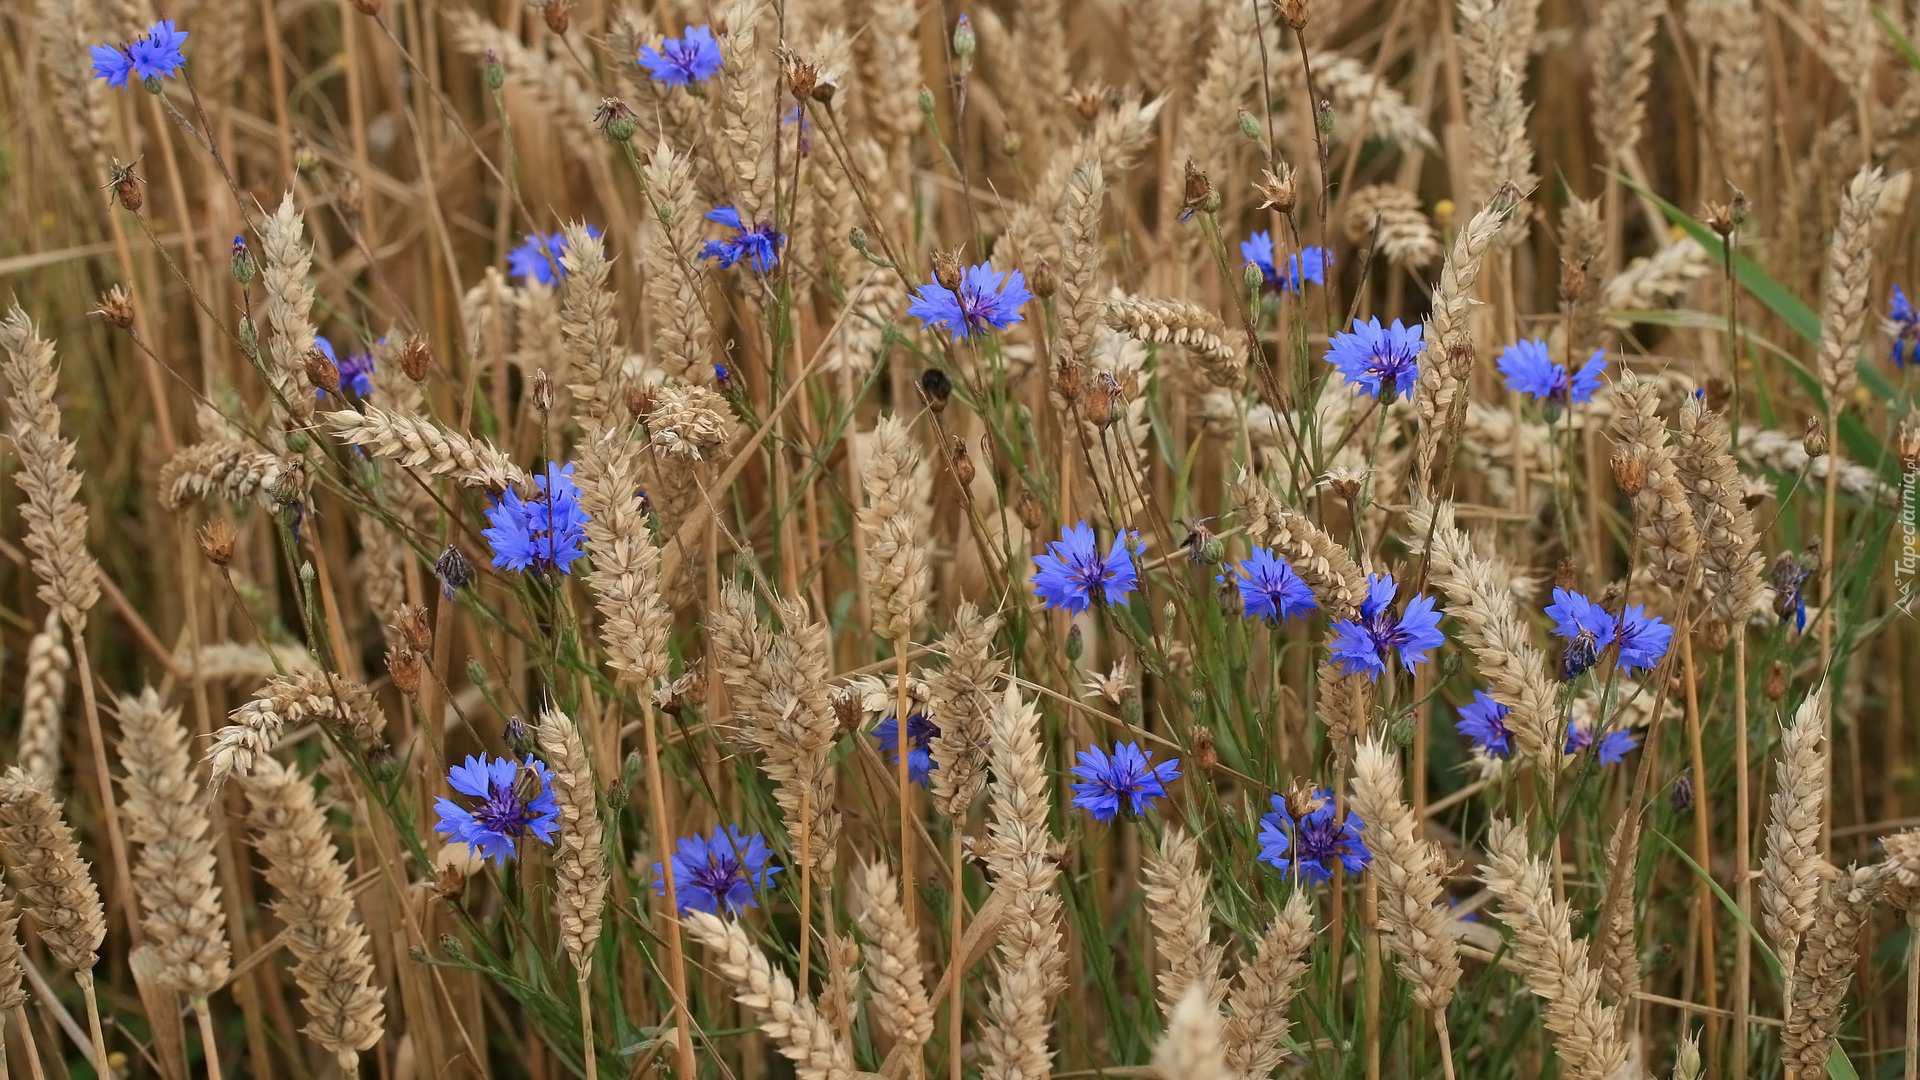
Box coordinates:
[1276,0,1310,30]
[1253,165,1297,214]
[196,519,238,566]
[929,246,966,292]
[1179,159,1216,221]
[532,368,554,413]
[393,603,432,652]
[947,435,975,488]
[541,0,572,33]
[400,332,433,382]
[920,368,952,412]
[1065,82,1112,121]
[1803,414,1828,458]
[591,97,638,142]
[776,46,819,103]
[92,284,136,329]
[304,345,341,393]
[107,158,145,212]
[1611,447,1648,497]
[386,644,423,697]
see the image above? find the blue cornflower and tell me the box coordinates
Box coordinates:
[1545,587,1672,677]
[1455,690,1513,757]
[700,207,784,273]
[339,349,375,396]
[1327,574,1445,681]
[483,462,590,574]
[1326,317,1423,401]
[1565,724,1638,766]
[1257,789,1370,885]
[906,262,1032,340]
[1069,742,1181,822]
[874,713,940,787]
[1239,232,1332,294]
[652,825,782,915]
[93,20,189,89]
[1889,286,1918,368]
[1495,339,1607,404]
[638,25,724,86]
[1219,546,1318,622]
[1030,522,1139,614]
[506,227,602,286]
[433,754,560,864]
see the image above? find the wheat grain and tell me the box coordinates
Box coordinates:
[208,672,388,789]
[1343,186,1442,268]
[16,612,70,784]
[1056,158,1107,366]
[927,603,1005,818]
[1609,372,1700,593]
[1154,984,1232,1080]
[1673,394,1766,629]
[323,406,532,494]
[858,416,933,643]
[1104,296,1242,388]
[1232,470,1369,618]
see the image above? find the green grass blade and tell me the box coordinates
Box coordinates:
[1650,830,1784,986]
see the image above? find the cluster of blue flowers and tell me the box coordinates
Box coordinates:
[1069,742,1181,822]
[506,227,603,286]
[92,20,188,90]
[1455,693,1638,766]
[1495,339,1607,404]
[483,462,590,574]
[1029,522,1140,614]
[434,754,561,864]
[1890,286,1918,367]
[700,207,783,273]
[1240,233,1332,294]
[653,825,782,915]
[1258,790,1371,884]
[1545,587,1672,678]
[638,25,725,86]
[907,263,1034,340]
[1326,317,1424,401]
[874,712,940,787]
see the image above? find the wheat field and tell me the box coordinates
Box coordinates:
[1,0,1918,1077]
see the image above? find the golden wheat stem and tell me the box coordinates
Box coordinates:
[1365,870,1382,1080]
[193,996,221,1080]
[1436,1013,1457,1080]
[1819,414,1838,857]
[1733,632,1753,1080]
[11,1006,46,1080]
[576,971,596,1080]
[896,646,914,927]
[1898,904,1920,1080]
[1681,633,1719,1068]
[640,697,695,1079]
[799,782,814,998]
[72,637,138,952]
[950,825,965,1080]
[75,972,111,1078]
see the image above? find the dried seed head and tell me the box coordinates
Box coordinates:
[1180,160,1216,220]
[1700,617,1730,653]
[1803,415,1828,458]
[1017,490,1044,531]
[385,645,422,697]
[947,436,975,488]
[1704,199,1736,238]
[1053,359,1083,407]
[532,368,554,413]
[1254,166,1297,214]
[107,159,145,212]
[1559,253,1590,305]
[1611,448,1648,497]
[337,176,364,226]
[1277,0,1310,30]
[1671,768,1694,813]
[624,385,655,422]
[93,285,136,329]
[1030,258,1058,299]
[400,333,432,381]
[541,0,572,34]
[920,369,952,412]
[1554,558,1579,593]
[1322,466,1365,502]
[348,0,380,13]
[929,247,965,292]
[305,347,341,394]
[1191,726,1218,773]
[777,47,819,103]
[1703,378,1731,411]
[197,519,238,566]
[831,687,861,736]
[591,98,637,142]
[392,604,431,651]
[1068,82,1113,121]
[1764,661,1788,700]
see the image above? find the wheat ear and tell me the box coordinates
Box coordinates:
[322,405,533,495]
[1350,739,1462,1018]
[1222,889,1315,1080]
[15,611,69,784]
[237,756,385,1074]
[683,911,853,1080]
[208,672,387,789]
[535,709,610,1078]
[850,859,934,1053]
[1143,826,1227,1019]
[0,767,110,1070]
[1479,819,1627,1080]
[1763,687,1829,987]
[1154,984,1233,1080]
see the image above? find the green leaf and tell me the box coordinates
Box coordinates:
[1619,176,1821,343]
[1874,3,1920,73]
[1651,830,1784,986]
[1827,1042,1862,1080]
